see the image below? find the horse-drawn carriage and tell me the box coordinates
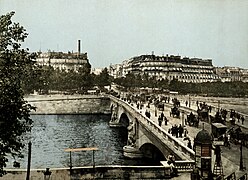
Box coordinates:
[172,98,180,107]
[157,102,164,111]
[170,106,180,118]
[210,111,225,124]
[197,107,209,122]
[228,127,248,147]
[186,112,199,127]
[211,123,227,139]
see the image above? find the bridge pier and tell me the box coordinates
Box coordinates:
[123,145,143,159]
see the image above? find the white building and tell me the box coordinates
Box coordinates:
[36,51,90,72]
[110,54,219,83]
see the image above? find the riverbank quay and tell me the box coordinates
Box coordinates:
[25,94,111,115]
[0,165,190,180]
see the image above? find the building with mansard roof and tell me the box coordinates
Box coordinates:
[110,53,219,83]
[36,51,90,72]
[35,40,91,72]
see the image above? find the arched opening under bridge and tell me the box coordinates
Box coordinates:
[140,143,166,165]
[119,113,129,127]
[116,113,129,146]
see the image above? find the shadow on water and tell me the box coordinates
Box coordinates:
[8,114,158,169]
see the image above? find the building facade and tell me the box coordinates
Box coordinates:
[36,51,90,72]
[110,54,219,83]
[214,66,248,82]
[36,40,91,72]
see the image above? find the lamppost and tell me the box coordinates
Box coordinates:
[189,94,191,108]
[26,141,32,180]
[239,140,244,171]
[43,168,52,180]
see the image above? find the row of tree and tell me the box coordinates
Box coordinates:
[22,65,111,94]
[28,65,248,98]
[114,73,248,97]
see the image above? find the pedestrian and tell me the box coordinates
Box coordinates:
[237,113,240,122]
[241,116,244,125]
[227,134,231,149]
[184,128,188,137]
[167,154,175,165]
[178,124,183,138]
[164,116,168,125]
[137,103,139,109]
[171,125,174,136]
[147,103,150,108]
[209,105,212,113]
[167,154,177,176]
[185,101,188,107]
[161,112,164,119]
[158,115,162,127]
[187,140,192,149]
[175,125,179,138]
[146,111,151,119]
[145,110,149,118]
[224,134,228,147]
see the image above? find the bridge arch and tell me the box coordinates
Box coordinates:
[119,113,129,127]
[109,95,195,161]
[139,143,166,164]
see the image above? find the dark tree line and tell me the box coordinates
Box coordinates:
[22,64,112,94]
[114,73,248,97]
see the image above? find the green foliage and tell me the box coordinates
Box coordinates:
[0,12,36,176]
[114,74,248,97]
[25,61,93,94]
[93,68,111,88]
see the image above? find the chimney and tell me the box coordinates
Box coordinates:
[78,40,81,56]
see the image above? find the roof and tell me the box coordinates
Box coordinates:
[212,123,227,129]
[195,129,212,144]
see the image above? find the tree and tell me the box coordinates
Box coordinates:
[96,67,111,88]
[0,12,35,176]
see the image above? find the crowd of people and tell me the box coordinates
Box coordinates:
[117,92,247,149]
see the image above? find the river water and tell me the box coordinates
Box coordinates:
[8,114,150,169]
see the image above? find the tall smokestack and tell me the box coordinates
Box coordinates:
[78,40,81,56]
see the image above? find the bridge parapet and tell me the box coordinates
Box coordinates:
[141,114,195,160]
[174,160,195,172]
[108,95,195,161]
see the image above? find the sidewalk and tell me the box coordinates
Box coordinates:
[177,97,248,130]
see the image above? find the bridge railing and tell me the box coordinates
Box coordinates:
[143,116,195,160]
[174,160,195,172]
[109,95,195,161]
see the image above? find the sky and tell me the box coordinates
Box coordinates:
[0,0,248,68]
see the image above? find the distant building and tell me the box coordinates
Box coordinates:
[91,68,103,75]
[36,40,91,72]
[215,66,248,82]
[109,64,123,78]
[110,53,218,83]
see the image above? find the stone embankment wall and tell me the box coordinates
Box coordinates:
[0,166,177,180]
[25,95,111,114]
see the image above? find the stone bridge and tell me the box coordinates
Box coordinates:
[108,95,195,163]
